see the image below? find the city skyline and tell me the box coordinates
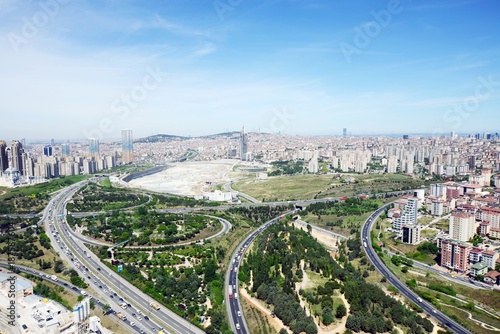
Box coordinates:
[1,0,500,140]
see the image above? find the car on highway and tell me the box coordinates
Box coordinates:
[237,311,241,317]
[236,323,240,330]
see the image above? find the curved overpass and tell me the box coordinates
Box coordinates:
[66,215,232,249]
[361,204,472,334]
[44,179,204,334]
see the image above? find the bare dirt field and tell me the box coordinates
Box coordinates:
[128,159,237,195]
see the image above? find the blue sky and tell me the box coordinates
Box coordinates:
[1,0,499,140]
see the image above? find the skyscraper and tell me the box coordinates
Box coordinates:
[121,129,134,164]
[11,140,24,175]
[89,138,100,158]
[43,145,53,156]
[0,140,7,173]
[240,126,248,161]
[343,128,347,138]
[61,142,71,157]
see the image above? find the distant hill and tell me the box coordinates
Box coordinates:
[198,131,240,139]
[135,134,188,143]
[136,131,248,143]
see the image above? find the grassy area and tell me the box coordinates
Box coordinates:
[433,218,449,231]
[99,177,112,188]
[420,229,438,239]
[240,297,278,334]
[1,175,88,198]
[378,248,500,331]
[417,216,434,225]
[0,175,90,213]
[232,174,339,201]
[232,173,430,202]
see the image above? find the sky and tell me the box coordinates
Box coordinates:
[1,0,500,141]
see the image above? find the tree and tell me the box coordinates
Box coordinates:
[307,224,312,234]
[279,329,288,334]
[336,304,347,319]
[322,307,335,325]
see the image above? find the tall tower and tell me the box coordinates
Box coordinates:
[343,128,347,138]
[0,140,7,173]
[89,138,99,159]
[11,140,24,175]
[240,126,248,161]
[121,129,134,164]
[43,145,53,156]
[61,141,71,157]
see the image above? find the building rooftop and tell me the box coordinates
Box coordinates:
[471,262,489,270]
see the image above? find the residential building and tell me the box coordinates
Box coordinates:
[431,199,444,216]
[470,262,489,277]
[402,224,421,245]
[440,239,471,273]
[11,140,24,175]
[484,271,500,285]
[0,140,7,173]
[393,198,418,231]
[387,155,398,173]
[469,247,484,264]
[481,250,499,269]
[449,212,476,242]
[430,183,447,199]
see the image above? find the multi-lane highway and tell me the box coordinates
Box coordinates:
[0,262,138,333]
[225,211,298,333]
[44,178,204,334]
[361,204,472,334]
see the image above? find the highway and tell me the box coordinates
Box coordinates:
[0,263,138,333]
[225,211,298,333]
[44,178,204,334]
[361,204,472,334]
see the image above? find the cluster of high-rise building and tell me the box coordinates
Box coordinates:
[2,130,500,186]
[0,129,134,187]
[387,175,500,283]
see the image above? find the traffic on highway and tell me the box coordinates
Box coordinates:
[226,210,299,333]
[43,178,203,334]
[362,204,472,334]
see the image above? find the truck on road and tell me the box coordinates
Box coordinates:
[229,285,233,299]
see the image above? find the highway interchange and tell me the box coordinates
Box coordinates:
[42,178,204,334]
[5,176,475,334]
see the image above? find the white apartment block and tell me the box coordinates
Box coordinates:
[449,212,476,242]
[387,156,398,173]
[430,183,447,199]
[431,200,444,216]
[393,198,418,231]
[481,250,499,269]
